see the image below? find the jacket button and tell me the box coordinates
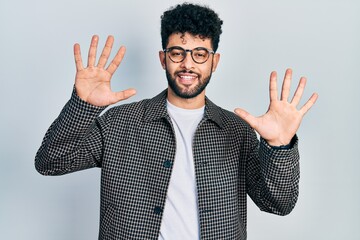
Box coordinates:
[163,160,172,168]
[154,206,163,215]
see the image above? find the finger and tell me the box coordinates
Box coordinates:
[87,35,99,67]
[291,77,306,106]
[269,71,278,102]
[281,68,292,101]
[73,43,84,71]
[299,93,319,116]
[97,35,114,68]
[107,46,126,75]
[112,88,137,103]
[234,108,258,129]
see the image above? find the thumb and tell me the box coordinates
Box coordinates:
[112,88,137,103]
[234,108,258,129]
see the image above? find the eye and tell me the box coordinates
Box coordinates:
[170,49,184,57]
[194,50,208,58]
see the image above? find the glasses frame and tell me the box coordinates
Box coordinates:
[163,46,215,64]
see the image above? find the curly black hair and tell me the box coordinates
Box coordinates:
[161,3,223,52]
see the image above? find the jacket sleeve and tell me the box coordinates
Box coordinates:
[246,133,300,216]
[34,90,110,176]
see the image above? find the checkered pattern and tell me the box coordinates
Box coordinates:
[35,89,300,240]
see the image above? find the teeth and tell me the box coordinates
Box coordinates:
[180,75,196,79]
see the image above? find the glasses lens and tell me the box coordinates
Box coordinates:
[168,48,185,62]
[192,48,209,63]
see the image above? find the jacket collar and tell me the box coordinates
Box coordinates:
[144,89,224,129]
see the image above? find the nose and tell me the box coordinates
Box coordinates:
[180,51,195,70]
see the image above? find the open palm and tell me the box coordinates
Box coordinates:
[235,69,318,146]
[74,35,136,106]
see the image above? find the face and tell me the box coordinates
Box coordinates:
[159,32,220,99]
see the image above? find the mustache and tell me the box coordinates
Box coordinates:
[175,70,199,75]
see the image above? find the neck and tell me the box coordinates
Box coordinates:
[167,88,206,109]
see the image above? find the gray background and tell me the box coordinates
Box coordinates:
[0,0,359,239]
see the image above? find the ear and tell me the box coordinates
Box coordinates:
[159,51,166,70]
[211,53,220,72]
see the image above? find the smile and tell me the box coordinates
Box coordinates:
[179,75,196,80]
[177,74,198,85]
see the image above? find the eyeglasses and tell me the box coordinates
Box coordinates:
[163,46,215,64]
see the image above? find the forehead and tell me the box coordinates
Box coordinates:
[167,32,212,49]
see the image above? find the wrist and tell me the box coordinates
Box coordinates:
[266,139,291,147]
[266,135,297,149]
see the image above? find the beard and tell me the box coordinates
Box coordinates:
[165,68,212,99]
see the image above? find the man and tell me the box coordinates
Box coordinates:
[35,3,318,239]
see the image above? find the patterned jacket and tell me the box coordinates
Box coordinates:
[35,89,300,239]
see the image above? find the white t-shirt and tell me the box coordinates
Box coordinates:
[158,100,205,240]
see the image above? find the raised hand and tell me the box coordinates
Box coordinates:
[74,35,136,106]
[234,69,318,146]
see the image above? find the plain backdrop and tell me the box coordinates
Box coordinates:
[0,0,359,239]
